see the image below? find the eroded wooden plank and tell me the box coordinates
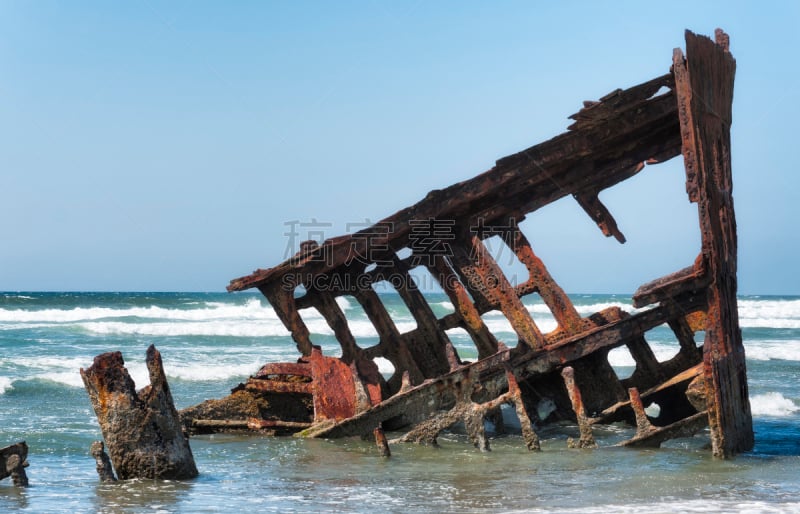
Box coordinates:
[675,29,753,458]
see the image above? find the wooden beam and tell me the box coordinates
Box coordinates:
[674,29,753,457]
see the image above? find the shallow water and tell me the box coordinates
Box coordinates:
[1,292,799,512]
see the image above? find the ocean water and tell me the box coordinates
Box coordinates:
[1,292,799,513]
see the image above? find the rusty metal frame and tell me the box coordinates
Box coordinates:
[227,29,753,458]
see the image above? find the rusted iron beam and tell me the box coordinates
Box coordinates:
[618,386,708,449]
[624,335,664,388]
[590,363,703,425]
[192,419,249,429]
[619,410,708,449]
[351,287,427,388]
[190,418,314,430]
[567,73,675,131]
[511,294,704,378]
[300,348,513,440]
[668,316,702,359]
[628,387,657,437]
[260,286,313,356]
[245,379,313,395]
[561,367,597,449]
[574,191,628,243]
[451,232,546,350]
[430,255,499,359]
[505,365,541,451]
[390,256,454,377]
[508,227,585,337]
[632,262,710,308]
[247,419,313,430]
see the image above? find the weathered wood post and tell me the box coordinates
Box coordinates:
[673,29,754,458]
[80,345,199,480]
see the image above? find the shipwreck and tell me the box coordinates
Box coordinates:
[183,29,753,459]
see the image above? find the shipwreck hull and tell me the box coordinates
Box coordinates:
[213,29,752,458]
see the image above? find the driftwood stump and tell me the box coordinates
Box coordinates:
[0,441,29,487]
[80,345,198,480]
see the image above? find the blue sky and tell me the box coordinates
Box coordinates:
[1,1,797,294]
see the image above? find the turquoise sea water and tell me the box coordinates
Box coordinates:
[1,292,799,513]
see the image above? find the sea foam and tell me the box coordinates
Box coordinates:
[746,340,800,362]
[738,298,800,329]
[0,376,13,394]
[750,392,800,417]
[79,320,292,338]
[0,297,275,324]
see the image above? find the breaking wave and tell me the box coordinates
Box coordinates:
[0,298,275,324]
[738,298,800,329]
[4,354,271,389]
[746,340,800,362]
[79,320,292,338]
[750,392,800,417]
[0,376,13,395]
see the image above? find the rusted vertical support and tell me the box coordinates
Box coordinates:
[446,241,494,311]
[574,191,629,243]
[391,257,455,376]
[261,284,314,356]
[668,316,700,354]
[465,409,490,452]
[352,288,426,388]
[628,387,656,438]
[674,29,753,457]
[352,356,391,457]
[509,227,584,334]
[561,366,597,449]
[373,427,391,457]
[450,232,545,350]
[430,256,499,358]
[487,407,506,435]
[505,366,541,451]
[314,292,361,364]
[625,336,664,388]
